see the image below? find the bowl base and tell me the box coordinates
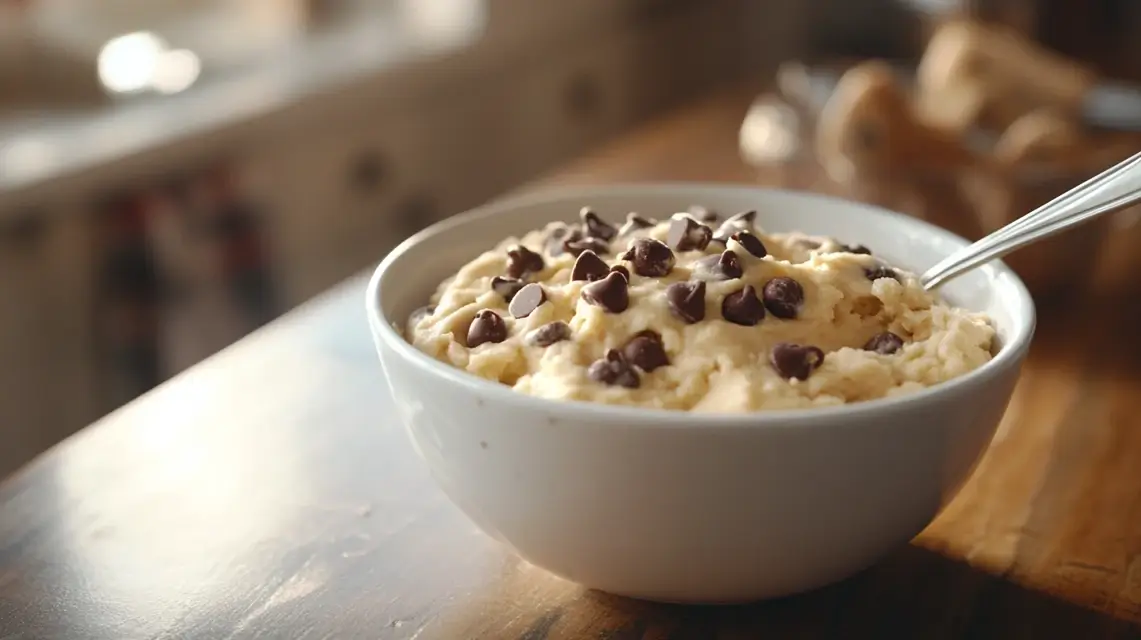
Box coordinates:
[576,566,870,606]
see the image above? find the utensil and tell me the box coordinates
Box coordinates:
[738,62,833,165]
[738,95,802,165]
[921,151,1141,290]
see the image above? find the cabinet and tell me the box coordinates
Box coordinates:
[0,206,101,474]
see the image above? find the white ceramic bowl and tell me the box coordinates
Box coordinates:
[365,184,1035,603]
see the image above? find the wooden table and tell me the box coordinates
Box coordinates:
[4,86,1141,639]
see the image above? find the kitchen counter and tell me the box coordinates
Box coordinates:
[2,83,1140,638]
[0,0,486,208]
[4,0,782,212]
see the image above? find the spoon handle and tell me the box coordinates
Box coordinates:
[920,151,1141,290]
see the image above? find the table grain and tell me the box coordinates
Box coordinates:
[3,86,1141,639]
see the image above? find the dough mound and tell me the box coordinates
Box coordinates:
[407,207,995,413]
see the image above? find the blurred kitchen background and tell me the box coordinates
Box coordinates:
[1,0,1139,476]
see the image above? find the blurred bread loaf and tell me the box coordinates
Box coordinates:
[815,60,979,183]
[916,20,1096,134]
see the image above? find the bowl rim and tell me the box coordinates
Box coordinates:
[365,182,1037,428]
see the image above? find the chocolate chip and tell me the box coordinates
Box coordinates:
[581,272,629,313]
[508,283,545,318]
[526,321,571,347]
[588,346,643,387]
[491,276,525,301]
[409,305,435,325]
[864,331,904,354]
[712,212,757,245]
[842,244,872,255]
[865,266,900,282]
[770,343,825,380]
[667,215,712,251]
[610,264,630,281]
[545,225,579,256]
[621,237,675,277]
[467,310,508,348]
[580,207,617,241]
[622,330,669,372]
[506,245,545,279]
[666,280,706,323]
[694,250,744,281]
[730,231,767,258]
[564,236,610,257]
[587,349,640,388]
[762,277,804,319]
[618,213,656,236]
[688,205,718,223]
[717,251,744,278]
[721,285,765,326]
[571,250,610,282]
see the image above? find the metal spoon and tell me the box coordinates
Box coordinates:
[921,151,1141,290]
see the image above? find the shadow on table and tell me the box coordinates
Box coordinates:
[583,545,1141,639]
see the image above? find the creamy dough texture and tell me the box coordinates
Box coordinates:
[406,207,995,412]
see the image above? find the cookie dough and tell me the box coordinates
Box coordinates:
[406,206,995,412]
